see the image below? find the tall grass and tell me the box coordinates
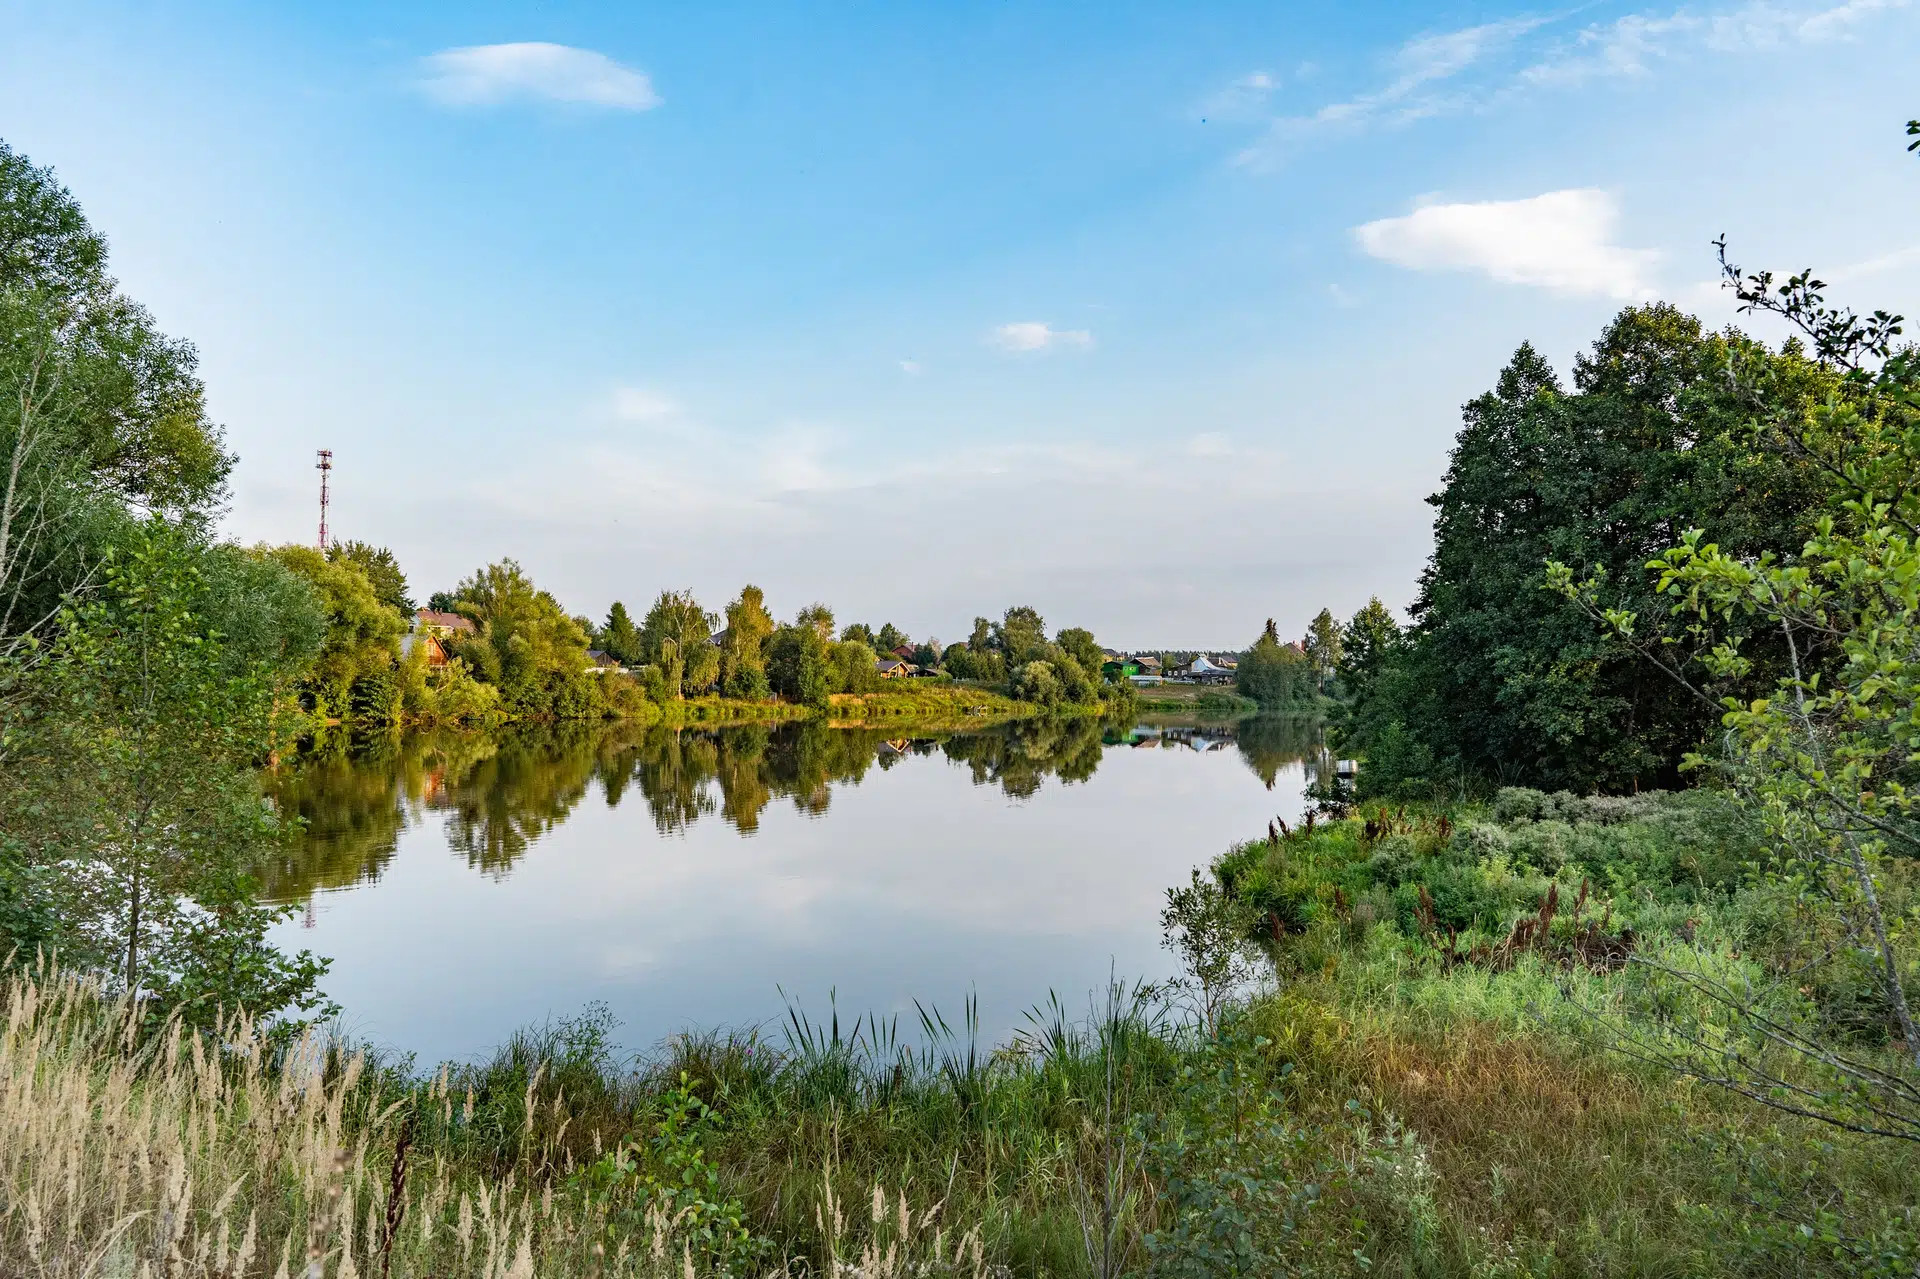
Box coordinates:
[0,964,1000,1278]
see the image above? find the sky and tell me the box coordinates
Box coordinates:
[2,1,1916,648]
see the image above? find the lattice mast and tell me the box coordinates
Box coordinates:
[315,449,333,551]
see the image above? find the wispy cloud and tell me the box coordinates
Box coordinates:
[1353,189,1659,300]
[898,359,923,375]
[1238,16,1543,161]
[1518,12,1700,86]
[990,322,1094,353]
[418,42,661,110]
[611,386,679,422]
[1521,0,1904,83]
[1202,71,1279,119]
[1237,1,1910,162]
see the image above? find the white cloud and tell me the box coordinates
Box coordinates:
[898,359,923,375]
[1353,189,1658,300]
[1202,71,1279,118]
[1832,242,1920,281]
[1242,15,1543,157]
[1521,0,1909,83]
[1797,0,1911,39]
[1239,1,1911,162]
[990,322,1094,353]
[1386,18,1547,96]
[611,386,679,422]
[1519,13,1700,85]
[418,43,661,110]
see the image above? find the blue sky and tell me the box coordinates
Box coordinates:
[3,1,1915,646]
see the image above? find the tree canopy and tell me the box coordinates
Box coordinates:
[1344,304,1837,794]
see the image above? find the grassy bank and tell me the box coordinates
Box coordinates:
[9,793,1918,1276]
[826,684,1046,727]
[1130,683,1259,717]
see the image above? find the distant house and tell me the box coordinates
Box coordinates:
[415,608,476,639]
[400,630,449,670]
[875,659,915,679]
[891,645,916,660]
[584,649,624,674]
[1136,655,1162,673]
[1103,656,1141,678]
[1170,655,1235,685]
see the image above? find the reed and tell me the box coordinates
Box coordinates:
[0,963,996,1278]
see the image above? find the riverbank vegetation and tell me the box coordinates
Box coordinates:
[8,97,1920,1279]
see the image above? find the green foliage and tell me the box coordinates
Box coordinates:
[325,540,412,615]
[1055,626,1103,676]
[0,522,330,1025]
[1553,228,1920,1141]
[828,638,881,694]
[601,600,642,667]
[639,589,718,701]
[1353,306,1837,794]
[263,544,403,717]
[1138,1024,1338,1278]
[794,602,835,640]
[453,559,599,717]
[1009,658,1063,705]
[1303,609,1342,683]
[1,141,234,659]
[1161,869,1260,1036]
[1235,624,1315,710]
[571,1073,770,1271]
[875,621,908,652]
[720,585,774,700]
[766,622,830,709]
[839,621,876,647]
[995,605,1048,662]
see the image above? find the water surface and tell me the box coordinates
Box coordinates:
[266,717,1321,1062]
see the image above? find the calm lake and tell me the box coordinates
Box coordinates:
[264,715,1322,1064]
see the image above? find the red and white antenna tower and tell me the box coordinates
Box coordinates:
[315,449,333,551]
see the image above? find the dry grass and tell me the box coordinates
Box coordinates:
[0,965,991,1279]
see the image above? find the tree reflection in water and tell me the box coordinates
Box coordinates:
[261,714,1321,902]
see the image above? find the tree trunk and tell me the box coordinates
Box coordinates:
[124,865,141,994]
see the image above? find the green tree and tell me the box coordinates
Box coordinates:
[1,523,330,1024]
[600,600,642,667]
[996,605,1048,662]
[1236,623,1314,710]
[1010,658,1064,706]
[1302,608,1341,682]
[452,559,597,717]
[839,621,876,647]
[721,584,775,700]
[263,545,404,719]
[1362,306,1833,792]
[828,639,881,694]
[1555,218,1920,1142]
[326,540,412,615]
[795,603,835,640]
[1,142,233,662]
[875,622,909,653]
[766,623,830,709]
[1055,626,1105,678]
[639,589,718,700]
